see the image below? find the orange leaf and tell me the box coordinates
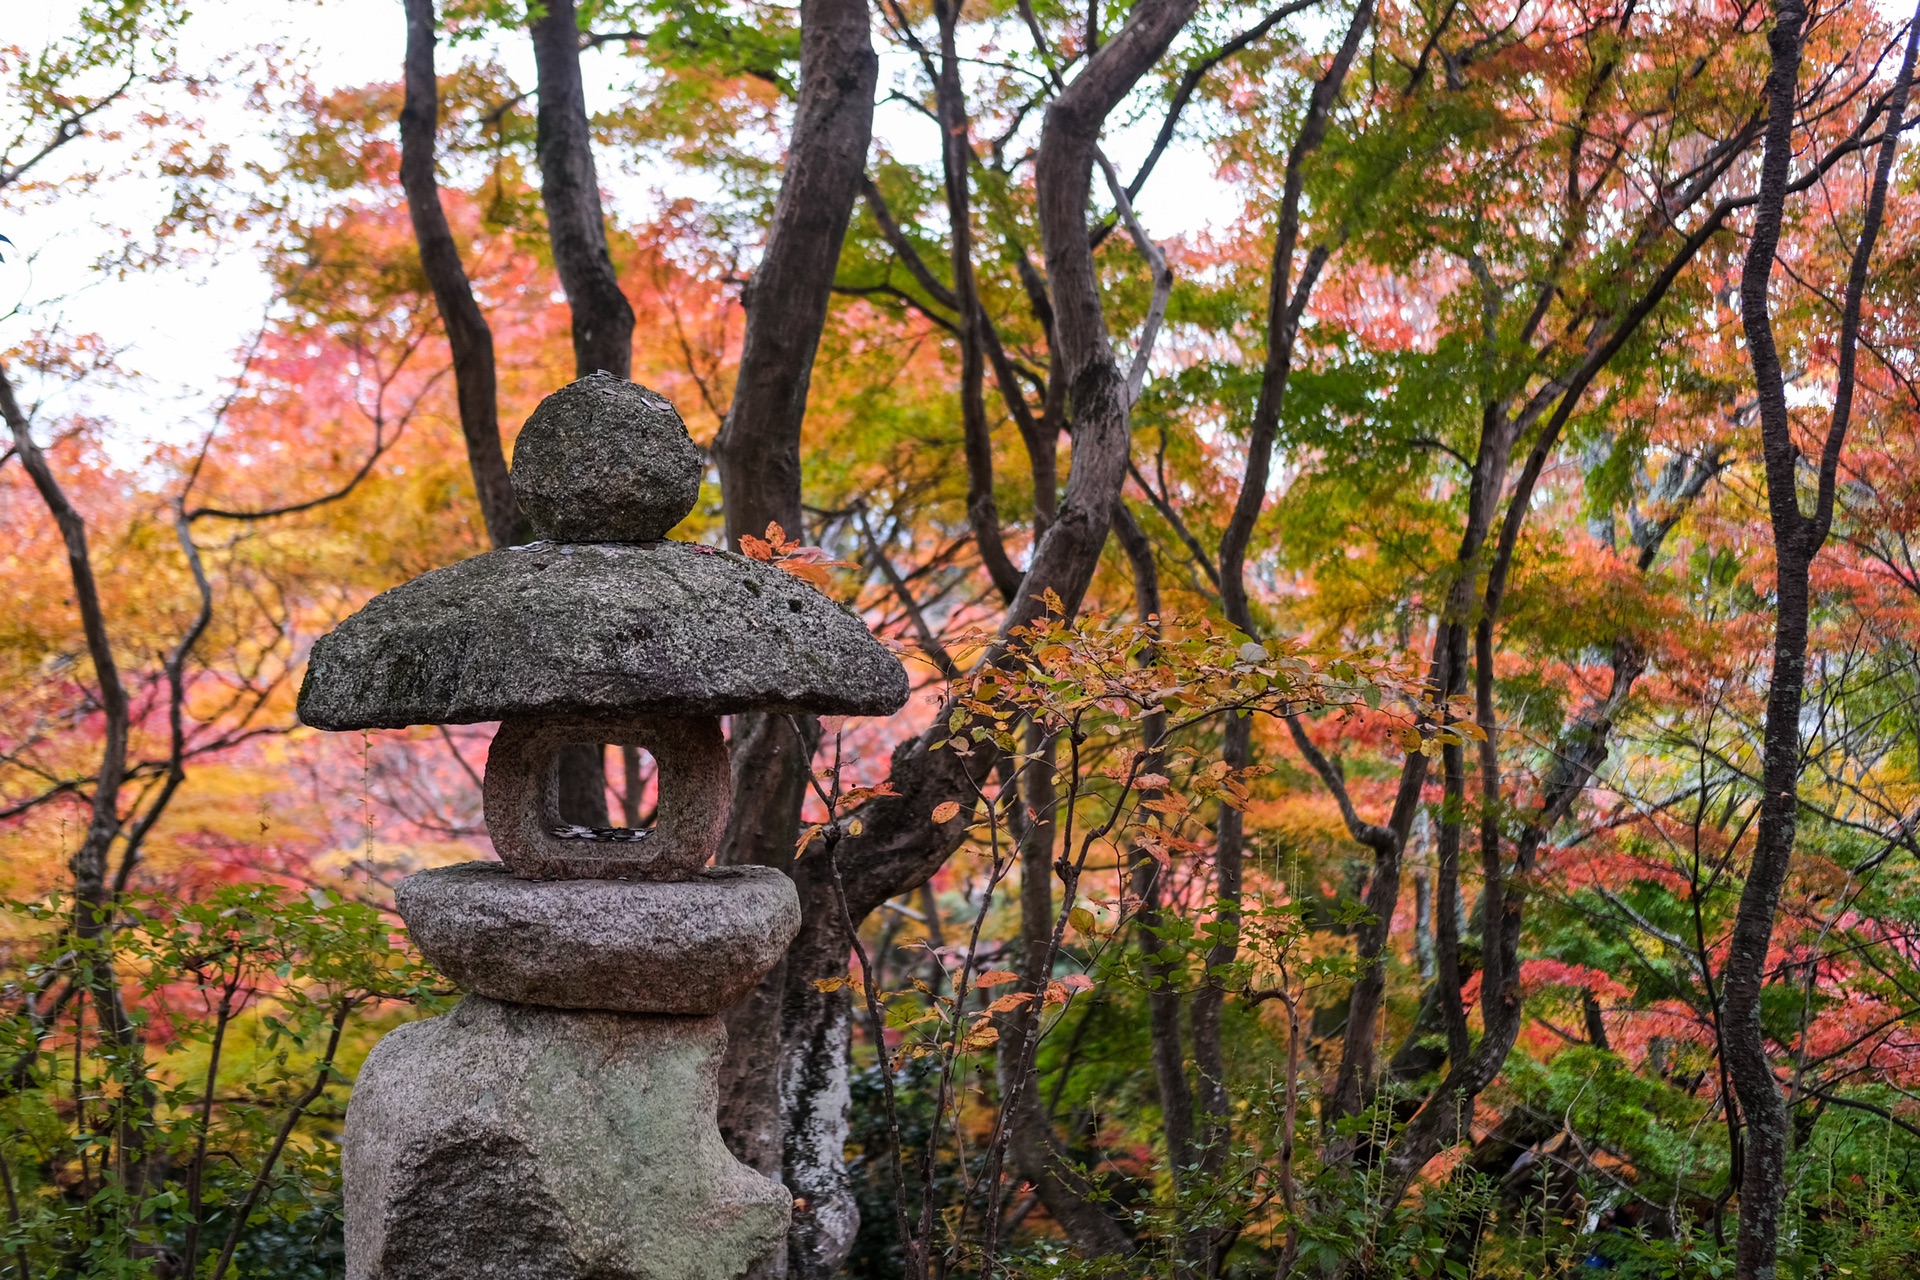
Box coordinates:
[1045,974,1093,1005]
[932,800,962,823]
[974,969,1021,987]
[777,559,833,588]
[764,521,801,555]
[961,1024,1001,1051]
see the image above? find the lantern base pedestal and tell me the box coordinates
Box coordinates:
[396,861,800,1015]
[345,995,789,1280]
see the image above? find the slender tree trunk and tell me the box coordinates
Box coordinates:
[936,0,1022,605]
[713,0,875,553]
[998,729,1134,1259]
[1720,9,1809,1274]
[1412,812,1435,979]
[777,871,864,1280]
[1114,505,1197,1185]
[398,0,526,550]
[528,0,638,827]
[1722,5,1914,1276]
[716,716,814,1187]
[530,0,634,381]
[0,362,157,1200]
[1203,6,1379,1180]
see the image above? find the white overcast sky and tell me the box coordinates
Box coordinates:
[0,0,1238,453]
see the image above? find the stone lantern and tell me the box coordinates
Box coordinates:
[297,373,908,1280]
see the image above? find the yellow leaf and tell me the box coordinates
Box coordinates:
[962,1024,1001,1051]
[1068,906,1097,934]
[812,975,850,993]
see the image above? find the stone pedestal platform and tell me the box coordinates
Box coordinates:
[344,862,803,1280]
[345,996,788,1280]
[396,862,800,1014]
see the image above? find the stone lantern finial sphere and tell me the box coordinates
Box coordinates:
[511,371,703,543]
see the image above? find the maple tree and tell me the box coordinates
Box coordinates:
[4,0,1920,1276]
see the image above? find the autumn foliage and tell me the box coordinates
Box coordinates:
[6,0,1920,1276]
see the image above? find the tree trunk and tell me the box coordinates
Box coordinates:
[0,362,160,1205]
[937,0,1022,605]
[397,0,527,550]
[530,0,635,381]
[529,0,638,827]
[1720,3,1916,1274]
[712,0,875,553]
[703,3,877,1275]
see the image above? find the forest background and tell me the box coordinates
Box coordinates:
[3,0,1920,1278]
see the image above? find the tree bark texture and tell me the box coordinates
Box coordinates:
[0,366,127,914]
[713,0,876,551]
[398,0,527,550]
[1723,5,1914,1277]
[529,0,637,827]
[0,361,156,1188]
[530,0,635,381]
[936,0,1023,605]
[702,3,877,1275]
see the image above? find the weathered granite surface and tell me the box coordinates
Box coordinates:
[481,714,732,879]
[307,375,904,1280]
[397,862,799,1013]
[346,995,789,1280]
[296,540,909,728]
[510,373,703,543]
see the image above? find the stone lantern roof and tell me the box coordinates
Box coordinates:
[296,372,909,730]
